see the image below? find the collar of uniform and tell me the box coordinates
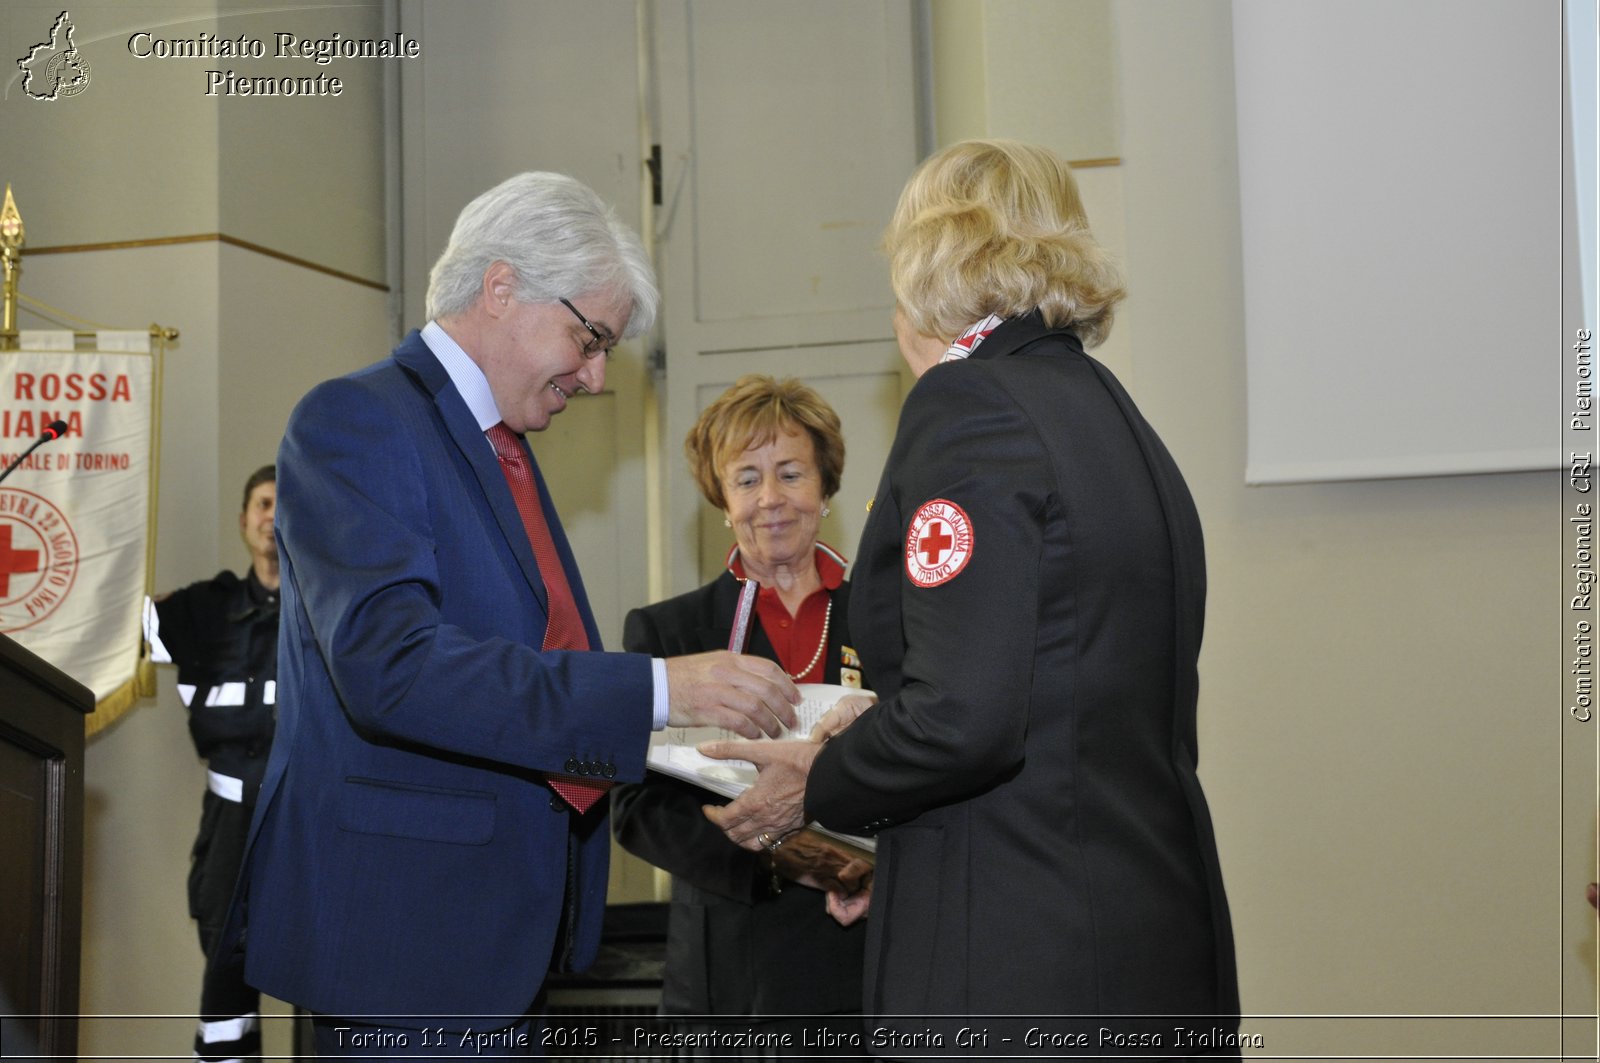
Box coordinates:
[245,567,277,606]
[725,541,846,590]
[229,566,279,623]
[963,309,1085,362]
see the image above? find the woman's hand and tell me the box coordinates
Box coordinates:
[810,692,877,742]
[764,832,874,928]
[699,739,820,850]
[767,832,872,894]
[825,882,873,926]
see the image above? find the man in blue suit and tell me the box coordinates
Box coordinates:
[234,172,799,1056]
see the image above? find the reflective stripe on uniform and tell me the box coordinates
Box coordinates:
[207,770,244,803]
[143,596,172,664]
[194,1009,259,1063]
[204,682,248,707]
[197,1012,257,1044]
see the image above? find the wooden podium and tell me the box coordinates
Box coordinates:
[0,631,90,1059]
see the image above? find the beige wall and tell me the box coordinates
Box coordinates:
[1113,2,1573,1041]
[933,0,1585,1053]
[933,0,1117,159]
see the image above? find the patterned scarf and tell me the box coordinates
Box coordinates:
[940,313,1006,363]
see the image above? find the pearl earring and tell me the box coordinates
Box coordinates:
[821,504,831,518]
[723,517,732,528]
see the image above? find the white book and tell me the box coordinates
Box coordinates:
[645,683,876,855]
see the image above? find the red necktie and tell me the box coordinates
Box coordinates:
[486,422,610,813]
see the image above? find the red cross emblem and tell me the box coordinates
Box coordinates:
[917,521,953,565]
[0,489,79,634]
[0,524,41,598]
[904,499,973,588]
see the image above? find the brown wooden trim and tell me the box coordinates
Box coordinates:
[217,234,388,292]
[27,233,216,255]
[27,233,388,292]
[1069,157,1122,169]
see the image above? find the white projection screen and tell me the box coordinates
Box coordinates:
[1233,0,1561,485]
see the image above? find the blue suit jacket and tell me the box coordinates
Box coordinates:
[237,330,654,1018]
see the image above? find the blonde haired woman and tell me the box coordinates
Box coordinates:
[705,140,1240,1049]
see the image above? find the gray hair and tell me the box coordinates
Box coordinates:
[425,172,658,337]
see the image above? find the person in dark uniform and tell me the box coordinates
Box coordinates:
[144,464,278,1063]
[702,140,1241,1059]
[611,376,871,1052]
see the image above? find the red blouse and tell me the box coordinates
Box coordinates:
[726,542,846,684]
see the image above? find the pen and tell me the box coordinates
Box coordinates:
[727,577,758,653]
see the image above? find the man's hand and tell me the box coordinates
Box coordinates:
[664,651,799,738]
[810,692,877,742]
[700,738,820,849]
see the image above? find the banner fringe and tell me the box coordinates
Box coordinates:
[85,676,143,738]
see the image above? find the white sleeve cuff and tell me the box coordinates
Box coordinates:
[650,657,669,730]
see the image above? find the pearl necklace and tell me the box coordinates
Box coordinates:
[787,599,832,681]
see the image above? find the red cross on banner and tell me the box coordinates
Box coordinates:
[0,523,41,597]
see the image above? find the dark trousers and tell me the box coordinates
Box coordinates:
[192,791,261,1062]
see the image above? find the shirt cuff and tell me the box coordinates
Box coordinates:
[651,657,669,730]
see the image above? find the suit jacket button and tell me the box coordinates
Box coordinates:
[564,758,579,774]
[603,764,617,779]
[549,794,566,812]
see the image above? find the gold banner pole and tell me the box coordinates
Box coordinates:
[1,186,23,350]
[0,182,179,727]
[135,323,170,701]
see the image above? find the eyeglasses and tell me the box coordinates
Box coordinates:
[560,298,616,359]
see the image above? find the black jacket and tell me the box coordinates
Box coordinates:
[611,567,866,1015]
[147,568,278,805]
[808,315,1239,1026]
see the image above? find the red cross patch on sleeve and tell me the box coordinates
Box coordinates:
[904,499,974,587]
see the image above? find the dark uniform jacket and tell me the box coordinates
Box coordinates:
[806,314,1239,1030]
[147,568,279,806]
[612,565,866,1015]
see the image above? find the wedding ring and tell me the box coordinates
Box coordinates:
[758,832,772,849]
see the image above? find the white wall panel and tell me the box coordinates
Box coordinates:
[1234,0,1560,484]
